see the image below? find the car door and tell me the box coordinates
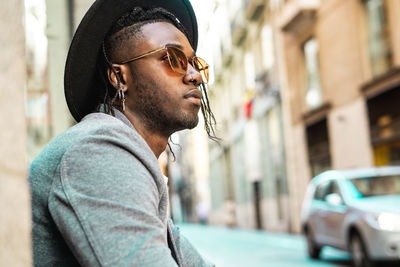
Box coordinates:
[309,180,331,245]
[322,180,347,248]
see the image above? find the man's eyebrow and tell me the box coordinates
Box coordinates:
[165,43,195,57]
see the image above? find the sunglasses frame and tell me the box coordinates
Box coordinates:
[119,45,209,82]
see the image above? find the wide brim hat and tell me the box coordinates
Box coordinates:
[65,0,198,122]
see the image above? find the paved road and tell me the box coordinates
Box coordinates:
[179,223,352,267]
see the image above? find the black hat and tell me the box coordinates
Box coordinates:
[64,0,198,122]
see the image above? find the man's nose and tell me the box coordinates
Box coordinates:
[183,63,203,86]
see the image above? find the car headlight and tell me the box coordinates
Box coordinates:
[378,213,400,231]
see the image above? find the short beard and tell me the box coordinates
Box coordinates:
[133,73,199,135]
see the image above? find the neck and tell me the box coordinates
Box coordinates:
[123,109,171,158]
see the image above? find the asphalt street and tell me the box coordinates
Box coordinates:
[179,223,352,267]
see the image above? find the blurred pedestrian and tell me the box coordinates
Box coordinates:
[29,0,217,266]
[225,199,236,228]
[196,202,209,225]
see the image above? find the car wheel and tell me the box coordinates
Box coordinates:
[305,228,321,259]
[350,233,373,267]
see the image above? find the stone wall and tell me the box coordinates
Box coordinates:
[0,0,32,266]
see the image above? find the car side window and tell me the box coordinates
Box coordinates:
[330,181,341,196]
[323,180,342,199]
[314,180,330,200]
[314,180,342,202]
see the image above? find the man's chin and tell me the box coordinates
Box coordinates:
[186,121,199,130]
[178,115,199,130]
[184,117,199,129]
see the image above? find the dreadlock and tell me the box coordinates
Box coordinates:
[97,6,219,142]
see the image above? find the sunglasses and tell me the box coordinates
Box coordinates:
[119,45,209,83]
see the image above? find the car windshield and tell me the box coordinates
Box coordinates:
[345,175,400,198]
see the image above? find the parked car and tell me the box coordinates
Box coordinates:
[301,167,400,267]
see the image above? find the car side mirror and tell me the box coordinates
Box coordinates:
[325,193,343,206]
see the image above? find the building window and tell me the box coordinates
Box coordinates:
[364,0,392,77]
[367,86,400,166]
[306,118,331,177]
[303,38,322,110]
[25,0,50,161]
[245,51,256,90]
[261,25,275,71]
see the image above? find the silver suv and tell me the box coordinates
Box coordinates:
[301,167,400,266]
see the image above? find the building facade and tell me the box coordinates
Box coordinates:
[197,0,400,234]
[201,0,291,232]
[26,0,93,161]
[0,0,32,265]
[275,0,400,233]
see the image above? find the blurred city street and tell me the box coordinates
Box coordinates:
[180,224,352,267]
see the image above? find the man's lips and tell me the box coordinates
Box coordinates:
[184,89,203,106]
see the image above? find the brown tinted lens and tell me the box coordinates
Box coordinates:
[167,47,187,75]
[193,57,209,83]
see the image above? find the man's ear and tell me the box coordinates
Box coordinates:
[107,64,129,93]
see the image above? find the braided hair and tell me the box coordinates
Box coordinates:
[97,7,219,142]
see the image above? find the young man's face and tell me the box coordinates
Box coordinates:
[122,22,203,134]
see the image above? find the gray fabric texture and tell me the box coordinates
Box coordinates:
[29,109,213,267]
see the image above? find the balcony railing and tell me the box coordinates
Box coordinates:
[280,0,320,34]
[244,0,266,21]
[230,11,247,46]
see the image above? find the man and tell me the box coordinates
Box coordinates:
[29,0,216,266]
